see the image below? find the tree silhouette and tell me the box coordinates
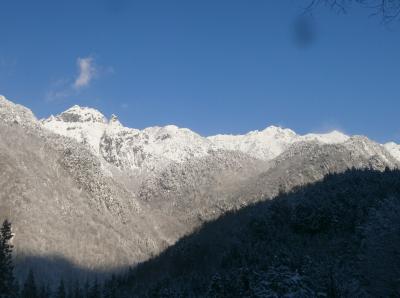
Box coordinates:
[0,219,16,298]
[88,278,100,298]
[305,0,400,22]
[55,279,66,298]
[83,279,90,298]
[21,270,37,298]
[103,275,117,298]
[72,280,83,298]
[38,284,51,298]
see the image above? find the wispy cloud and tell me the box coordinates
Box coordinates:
[310,121,347,135]
[45,56,112,102]
[74,57,96,89]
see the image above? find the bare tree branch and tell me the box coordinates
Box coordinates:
[305,0,400,23]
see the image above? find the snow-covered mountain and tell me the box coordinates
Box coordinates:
[41,105,213,172]
[384,141,400,161]
[39,99,400,225]
[209,127,349,160]
[41,103,394,173]
[2,94,400,283]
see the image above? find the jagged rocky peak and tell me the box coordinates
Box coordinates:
[54,105,107,123]
[109,114,122,126]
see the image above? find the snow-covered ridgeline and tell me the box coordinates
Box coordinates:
[40,105,355,170]
[2,94,399,171]
[41,105,212,171]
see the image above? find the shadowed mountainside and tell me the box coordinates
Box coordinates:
[112,169,400,297]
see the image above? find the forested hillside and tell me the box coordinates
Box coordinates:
[111,169,400,297]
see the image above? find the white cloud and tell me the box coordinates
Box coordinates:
[45,56,112,102]
[73,57,96,89]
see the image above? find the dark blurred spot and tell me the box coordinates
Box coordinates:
[292,15,317,48]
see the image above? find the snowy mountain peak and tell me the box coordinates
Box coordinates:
[209,125,298,161]
[260,125,296,136]
[55,105,107,124]
[33,100,400,171]
[301,130,349,144]
[244,125,296,138]
[263,126,297,140]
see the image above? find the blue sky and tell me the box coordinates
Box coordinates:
[0,1,399,142]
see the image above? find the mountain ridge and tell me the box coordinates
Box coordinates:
[1,94,400,284]
[34,97,400,172]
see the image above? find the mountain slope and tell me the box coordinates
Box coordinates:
[137,137,399,230]
[0,97,178,283]
[231,137,399,205]
[115,169,400,297]
[138,151,269,227]
[2,94,400,286]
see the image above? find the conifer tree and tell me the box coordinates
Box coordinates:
[73,280,83,298]
[14,281,20,298]
[0,220,15,298]
[38,283,51,298]
[56,279,66,298]
[21,270,38,298]
[89,278,100,298]
[83,279,90,298]
[103,275,117,298]
[207,273,227,298]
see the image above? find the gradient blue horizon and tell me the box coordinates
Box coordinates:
[0,0,399,142]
